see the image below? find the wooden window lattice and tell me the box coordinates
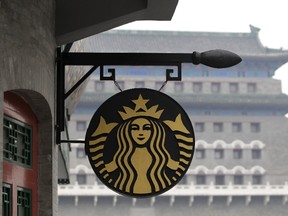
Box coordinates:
[17,187,32,216]
[2,183,12,216]
[3,116,32,167]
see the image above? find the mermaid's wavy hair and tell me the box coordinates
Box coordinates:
[113,118,171,193]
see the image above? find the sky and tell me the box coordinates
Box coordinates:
[116,0,288,93]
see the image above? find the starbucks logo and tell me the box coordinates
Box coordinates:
[85,88,195,197]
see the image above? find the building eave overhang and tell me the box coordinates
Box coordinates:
[56,0,178,45]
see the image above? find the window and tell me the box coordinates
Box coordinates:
[17,187,32,216]
[232,122,242,132]
[135,81,145,88]
[215,175,225,185]
[213,122,223,132]
[247,83,257,93]
[174,82,184,92]
[234,175,244,185]
[241,111,247,116]
[252,175,262,185]
[252,149,261,159]
[195,149,205,159]
[202,70,209,77]
[204,111,211,116]
[196,175,206,185]
[238,71,245,77]
[3,116,32,167]
[2,183,12,216]
[211,82,221,93]
[215,149,224,159]
[94,81,104,91]
[229,83,239,93]
[77,148,86,158]
[233,149,243,159]
[251,122,260,133]
[77,173,87,185]
[195,122,205,132]
[76,121,86,131]
[193,82,202,93]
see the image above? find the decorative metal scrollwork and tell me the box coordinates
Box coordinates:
[166,65,182,81]
[100,66,116,81]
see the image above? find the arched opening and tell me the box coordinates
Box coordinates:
[3,92,38,216]
[196,170,207,185]
[2,90,53,216]
[233,170,244,185]
[214,147,224,159]
[76,170,87,185]
[251,166,265,185]
[233,145,243,159]
[214,167,226,186]
[195,144,205,159]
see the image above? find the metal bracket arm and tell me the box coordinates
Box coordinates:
[60,50,241,68]
[56,48,242,144]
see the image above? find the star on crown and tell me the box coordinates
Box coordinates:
[118,94,164,120]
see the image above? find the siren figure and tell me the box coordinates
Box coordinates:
[87,94,194,196]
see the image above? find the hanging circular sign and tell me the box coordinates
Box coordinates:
[85,88,195,197]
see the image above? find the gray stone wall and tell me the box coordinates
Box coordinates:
[0,0,57,215]
[0,0,55,93]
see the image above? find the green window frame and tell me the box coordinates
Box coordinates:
[2,183,12,216]
[3,116,32,167]
[17,187,32,216]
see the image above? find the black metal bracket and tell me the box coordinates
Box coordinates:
[56,48,241,144]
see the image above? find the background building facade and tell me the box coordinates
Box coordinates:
[59,27,288,216]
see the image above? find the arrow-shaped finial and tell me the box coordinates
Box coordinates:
[192,49,242,68]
